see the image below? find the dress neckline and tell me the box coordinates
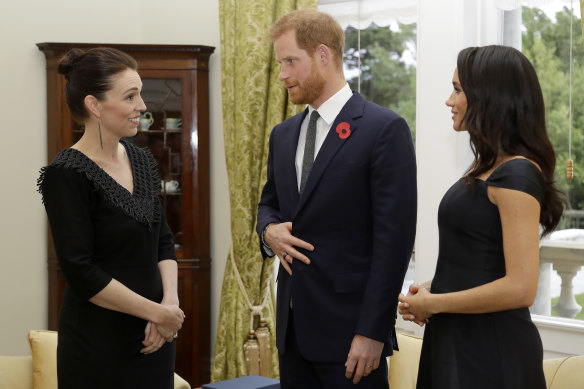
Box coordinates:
[473,157,541,183]
[39,138,161,227]
[68,140,135,196]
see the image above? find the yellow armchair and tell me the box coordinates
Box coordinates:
[0,330,190,389]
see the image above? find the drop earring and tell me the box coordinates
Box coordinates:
[97,118,103,149]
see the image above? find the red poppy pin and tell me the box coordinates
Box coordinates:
[336,122,351,140]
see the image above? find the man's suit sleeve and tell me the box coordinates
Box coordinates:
[356,114,417,343]
[257,127,282,259]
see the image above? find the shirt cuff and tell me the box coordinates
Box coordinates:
[261,223,275,257]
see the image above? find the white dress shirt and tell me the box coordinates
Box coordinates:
[261,83,353,257]
[295,83,353,191]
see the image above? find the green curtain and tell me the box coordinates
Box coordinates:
[212,0,318,381]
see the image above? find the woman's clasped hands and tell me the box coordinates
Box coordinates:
[398,283,434,327]
[141,303,185,354]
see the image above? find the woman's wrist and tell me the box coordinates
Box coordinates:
[428,293,442,315]
[146,300,166,324]
[161,293,179,306]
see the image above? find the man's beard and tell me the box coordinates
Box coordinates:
[287,59,326,105]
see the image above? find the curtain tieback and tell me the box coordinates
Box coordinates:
[230,246,272,376]
[229,245,270,330]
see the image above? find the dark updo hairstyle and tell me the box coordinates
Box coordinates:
[458,45,564,235]
[57,47,137,122]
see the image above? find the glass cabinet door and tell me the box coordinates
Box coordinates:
[133,78,184,256]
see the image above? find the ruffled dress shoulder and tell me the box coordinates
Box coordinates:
[38,139,161,227]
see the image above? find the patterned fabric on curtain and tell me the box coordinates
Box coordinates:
[212,0,318,382]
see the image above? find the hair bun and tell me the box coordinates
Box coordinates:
[57,48,85,79]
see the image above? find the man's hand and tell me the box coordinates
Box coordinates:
[264,222,314,275]
[344,334,384,384]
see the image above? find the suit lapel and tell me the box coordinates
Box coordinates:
[295,92,366,215]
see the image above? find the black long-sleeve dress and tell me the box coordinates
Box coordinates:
[38,139,177,389]
[416,159,547,389]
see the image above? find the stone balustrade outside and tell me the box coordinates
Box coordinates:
[532,230,584,319]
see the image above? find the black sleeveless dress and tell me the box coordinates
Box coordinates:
[416,159,546,389]
[38,139,177,389]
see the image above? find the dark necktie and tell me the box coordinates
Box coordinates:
[299,110,320,195]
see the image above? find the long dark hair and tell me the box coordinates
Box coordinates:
[458,45,564,235]
[57,47,137,122]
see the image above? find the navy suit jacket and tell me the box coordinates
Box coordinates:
[257,91,417,362]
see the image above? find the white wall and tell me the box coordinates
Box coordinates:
[414,0,465,287]
[415,0,503,290]
[0,0,231,356]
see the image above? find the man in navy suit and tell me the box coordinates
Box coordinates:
[257,9,417,388]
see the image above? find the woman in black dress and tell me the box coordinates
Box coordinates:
[398,45,564,388]
[38,47,185,389]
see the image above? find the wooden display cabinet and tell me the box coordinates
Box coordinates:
[37,42,214,387]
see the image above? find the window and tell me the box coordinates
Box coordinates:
[516,1,584,323]
[319,0,417,139]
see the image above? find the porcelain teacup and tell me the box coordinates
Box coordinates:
[161,180,180,192]
[139,112,154,131]
[165,118,182,129]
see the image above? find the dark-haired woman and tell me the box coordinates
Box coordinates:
[38,47,184,389]
[398,45,564,389]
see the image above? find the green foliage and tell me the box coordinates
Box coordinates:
[343,23,417,139]
[522,6,584,212]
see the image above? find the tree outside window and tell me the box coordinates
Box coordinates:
[521,4,584,321]
[343,23,417,140]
